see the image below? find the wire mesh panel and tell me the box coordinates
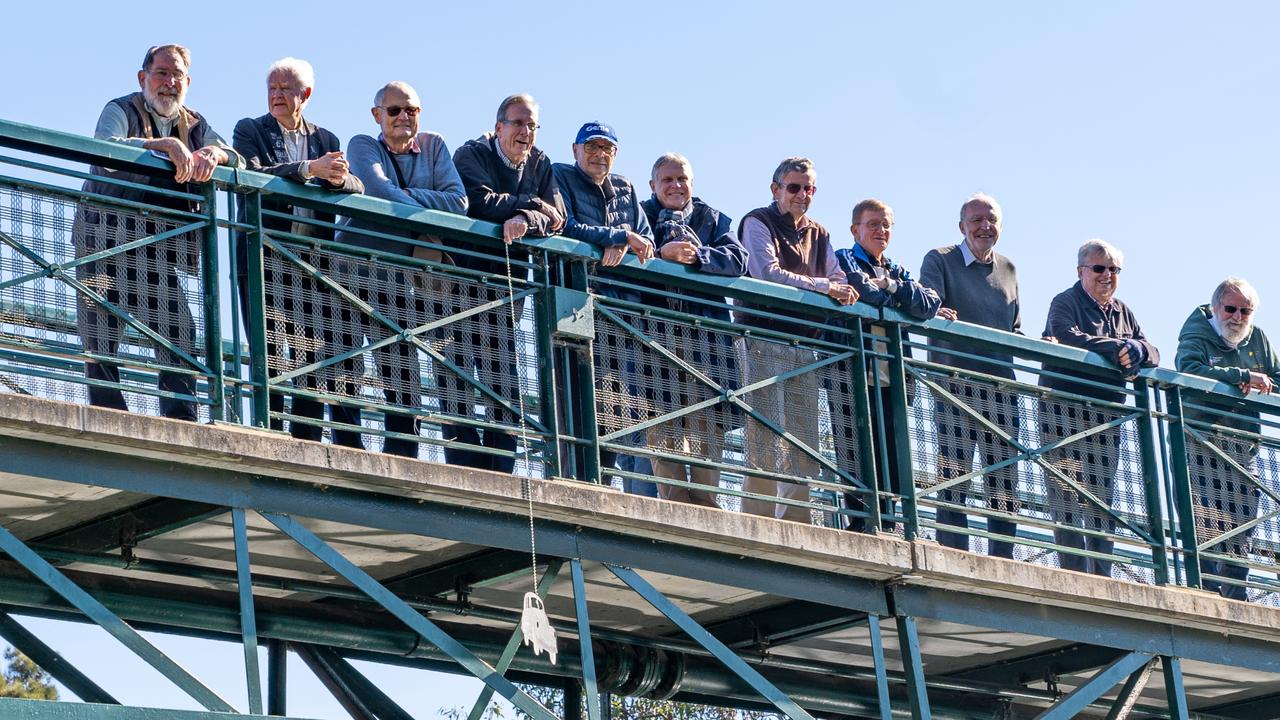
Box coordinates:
[261,238,540,473]
[0,185,209,419]
[908,366,1155,580]
[593,297,862,525]
[1182,423,1280,602]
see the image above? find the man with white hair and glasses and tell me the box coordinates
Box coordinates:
[1176,277,1280,600]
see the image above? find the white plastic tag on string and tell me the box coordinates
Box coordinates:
[502,240,557,665]
[520,592,557,664]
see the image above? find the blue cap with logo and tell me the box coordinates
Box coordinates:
[575,121,618,147]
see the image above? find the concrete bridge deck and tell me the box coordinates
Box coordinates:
[0,393,1277,718]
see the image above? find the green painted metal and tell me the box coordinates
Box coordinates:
[242,191,270,428]
[466,560,564,720]
[0,697,319,720]
[894,615,932,720]
[0,523,235,712]
[865,615,892,720]
[1162,656,1190,720]
[200,181,224,420]
[1104,658,1156,720]
[232,508,264,715]
[571,559,602,720]
[0,609,118,704]
[605,564,814,720]
[1031,651,1153,720]
[261,512,557,720]
[849,320,881,529]
[295,644,415,720]
[1162,386,1203,588]
[1134,379,1171,585]
[533,262,563,478]
[268,639,287,716]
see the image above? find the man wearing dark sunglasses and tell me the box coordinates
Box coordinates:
[335,81,468,458]
[1039,239,1159,578]
[735,157,857,523]
[1176,277,1280,601]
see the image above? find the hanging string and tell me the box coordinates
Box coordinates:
[502,238,537,593]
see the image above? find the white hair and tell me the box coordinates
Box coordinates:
[266,57,315,92]
[1212,276,1261,310]
[960,192,1002,223]
[1077,239,1124,268]
[374,81,417,108]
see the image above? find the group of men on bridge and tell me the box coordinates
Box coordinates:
[72,44,1280,600]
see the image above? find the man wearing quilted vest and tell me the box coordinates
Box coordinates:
[736,157,858,523]
[77,44,242,421]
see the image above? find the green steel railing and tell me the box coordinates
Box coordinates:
[1,117,1279,601]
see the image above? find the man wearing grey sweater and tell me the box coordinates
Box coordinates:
[336,81,468,458]
[919,193,1022,558]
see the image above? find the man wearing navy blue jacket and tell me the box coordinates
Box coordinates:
[639,153,747,507]
[553,123,654,489]
[835,199,945,532]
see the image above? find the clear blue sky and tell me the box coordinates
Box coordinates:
[3,1,1280,716]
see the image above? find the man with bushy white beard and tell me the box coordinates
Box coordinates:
[1176,277,1280,601]
[76,44,241,420]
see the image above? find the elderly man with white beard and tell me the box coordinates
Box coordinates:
[77,44,242,420]
[1176,277,1280,601]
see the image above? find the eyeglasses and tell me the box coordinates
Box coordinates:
[782,183,817,196]
[149,69,188,83]
[381,105,420,117]
[500,119,540,132]
[583,142,617,156]
[1223,305,1255,317]
[1081,264,1121,275]
[861,220,892,230]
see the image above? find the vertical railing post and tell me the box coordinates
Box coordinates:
[200,182,225,421]
[1163,385,1201,589]
[1134,378,1170,585]
[886,324,919,539]
[267,639,287,716]
[243,192,270,429]
[847,318,881,531]
[568,259,601,483]
[533,254,562,479]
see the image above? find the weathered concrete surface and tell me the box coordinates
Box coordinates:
[1,393,1278,639]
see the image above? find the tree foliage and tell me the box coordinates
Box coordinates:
[0,646,58,700]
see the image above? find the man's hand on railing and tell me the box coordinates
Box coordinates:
[937,307,958,321]
[145,137,195,183]
[1242,371,1274,395]
[503,216,529,245]
[189,146,226,183]
[659,240,699,264]
[826,282,859,306]
[308,151,350,186]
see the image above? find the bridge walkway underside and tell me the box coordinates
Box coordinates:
[0,394,1276,720]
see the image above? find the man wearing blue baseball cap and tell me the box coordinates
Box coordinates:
[553,122,655,492]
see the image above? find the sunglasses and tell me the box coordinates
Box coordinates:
[782,183,817,196]
[381,105,420,117]
[1081,264,1121,275]
[1223,305,1255,317]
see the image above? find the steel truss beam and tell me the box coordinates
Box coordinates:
[943,642,1127,686]
[384,548,533,599]
[0,435,888,614]
[0,697,317,720]
[1105,658,1156,720]
[294,642,414,720]
[893,585,1280,673]
[700,601,868,650]
[261,511,556,720]
[0,522,235,712]
[606,563,815,720]
[0,608,117,704]
[33,498,224,554]
[1031,651,1153,720]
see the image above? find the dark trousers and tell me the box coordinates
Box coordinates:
[234,261,363,448]
[1040,401,1121,576]
[841,387,906,533]
[1189,436,1259,601]
[75,210,198,421]
[932,380,1021,558]
[441,254,521,473]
